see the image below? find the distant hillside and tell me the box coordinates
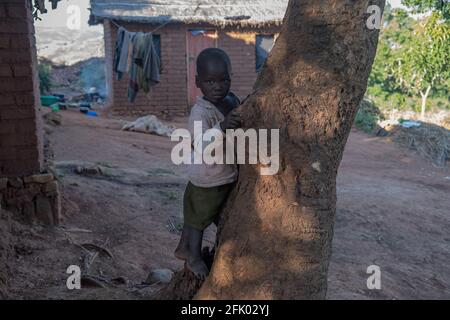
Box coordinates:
[35,26,104,66]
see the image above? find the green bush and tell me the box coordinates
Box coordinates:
[38,63,52,94]
[354,99,383,133]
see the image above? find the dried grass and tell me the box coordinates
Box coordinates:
[388,122,450,167]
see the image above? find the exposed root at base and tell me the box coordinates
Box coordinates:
[153,247,214,300]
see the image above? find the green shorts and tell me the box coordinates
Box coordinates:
[183,181,235,230]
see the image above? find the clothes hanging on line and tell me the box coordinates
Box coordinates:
[113,27,126,80]
[113,27,161,103]
[33,0,61,15]
[115,29,136,81]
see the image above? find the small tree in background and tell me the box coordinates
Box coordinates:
[393,11,449,119]
[368,7,415,96]
[366,0,449,116]
[402,0,450,19]
[38,62,53,94]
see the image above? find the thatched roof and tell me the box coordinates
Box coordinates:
[89,0,288,27]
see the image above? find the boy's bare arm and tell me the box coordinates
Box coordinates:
[220,92,241,132]
[220,109,241,131]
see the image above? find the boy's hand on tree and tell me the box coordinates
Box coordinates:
[220,109,241,131]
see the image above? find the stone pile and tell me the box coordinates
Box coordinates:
[0,173,61,226]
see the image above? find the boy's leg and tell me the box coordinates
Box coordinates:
[175,182,194,261]
[174,225,190,260]
[186,226,209,279]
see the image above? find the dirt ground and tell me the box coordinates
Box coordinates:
[6,108,450,300]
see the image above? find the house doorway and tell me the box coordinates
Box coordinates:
[186,29,218,107]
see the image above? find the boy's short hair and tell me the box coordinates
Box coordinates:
[196,48,232,75]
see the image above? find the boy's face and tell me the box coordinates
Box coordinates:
[196,59,231,104]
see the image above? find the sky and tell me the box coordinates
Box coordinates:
[35,0,405,29]
[388,0,404,8]
[35,0,97,30]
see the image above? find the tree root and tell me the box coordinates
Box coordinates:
[152,247,215,300]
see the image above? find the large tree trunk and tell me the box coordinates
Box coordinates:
[158,0,384,300]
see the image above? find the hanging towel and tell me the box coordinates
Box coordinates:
[117,31,134,77]
[142,33,161,93]
[128,33,144,103]
[113,27,126,80]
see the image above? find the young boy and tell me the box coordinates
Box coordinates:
[174,48,241,278]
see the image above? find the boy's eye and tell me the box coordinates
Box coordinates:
[207,80,214,85]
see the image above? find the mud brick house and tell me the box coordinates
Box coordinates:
[0,0,61,225]
[89,0,288,117]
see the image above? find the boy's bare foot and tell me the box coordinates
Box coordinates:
[174,242,189,261]
[174,226,190,260]
[186,256,209,279]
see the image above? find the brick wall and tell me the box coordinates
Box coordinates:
[105,22,189,117]
[218,29,258,101]
[103,20,115,110]
[105,22,280,117]
[0,0,43,177]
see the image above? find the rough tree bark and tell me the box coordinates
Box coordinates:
[158,0,385,300]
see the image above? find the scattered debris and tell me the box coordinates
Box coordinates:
[382,109,450,130]
[390,122,449,167]
[43,111,62,126]
[399,120,421,128]
[72,93,101,104]
[79,102,92,109]
[144,269,174,285]
[81,275,107,288]
[111,276,128,286]
[60,227,93,233]
[79,107,90,114]
[50,104,60,112]
[75,165,102,176]
[377,116,449,166]
[167,216,182,234]
[81,243,114,260]
[375,127,389,137]
[379,119,399,128]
